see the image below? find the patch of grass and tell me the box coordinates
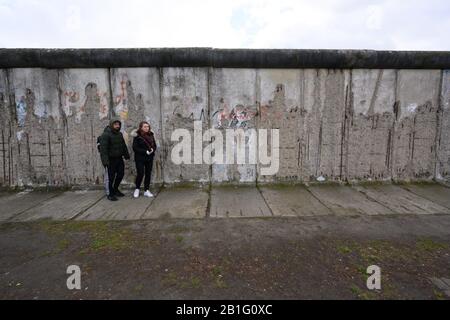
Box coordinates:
[162,271,178,287]
[167,225,190,234]
[211,265,223,278]
[214,278,227,289]
[57,238,70,251]
[35,220,135,252]
[337,245,352,254]
[434,289,445,300]
[180,276,202,289]
[416,238,448,252]
[175,235,184,243]
[134,284,144,293]
[350,285,376,300]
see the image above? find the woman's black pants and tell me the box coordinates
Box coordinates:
[135,156,154,190]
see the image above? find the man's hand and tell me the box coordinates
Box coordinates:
[146,148,154,155]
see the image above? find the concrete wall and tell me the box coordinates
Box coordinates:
[0,49,449,187]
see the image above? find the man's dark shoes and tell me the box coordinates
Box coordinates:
[114,189,125,197]
[107,195,118,201]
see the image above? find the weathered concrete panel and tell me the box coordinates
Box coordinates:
[437,70,450,181]
[401,183,450,209]
[0,190,61,221]
[76,191,156,221]
[353,184,449,214]
[257,69,304,182]
[0,70,14,186]
[347,69,396,181]
[307,184,392,215]
[303,69,350,181]
[393,70,441,180]
[210,185,271,217]
[58,69,111,186]
[259,185,332,216]
[11,190,104,221]
[210,68,257,183]
[161,68,209,182]
[110,68,162,184]
[142,186,208,219]
[9,68,65,187]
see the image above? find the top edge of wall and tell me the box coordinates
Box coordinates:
[0,47,449,69]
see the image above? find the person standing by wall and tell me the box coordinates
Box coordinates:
[99,118,130,201]
[132,121,157,198]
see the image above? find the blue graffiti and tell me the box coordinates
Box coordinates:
[16,97,27,127]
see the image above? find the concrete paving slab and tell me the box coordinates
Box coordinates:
[307,184,393,216]
[141,186,208,219]
[0,191,62,221]
[76,190,157,221]
[210,186,272,218]
[11,190,105,221]
[353,184,450,215]
[399,184,450,209]
[259,185,333,217]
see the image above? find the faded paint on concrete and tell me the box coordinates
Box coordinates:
[257,69,304,182]
[437,70,450,181]
[210,68,258,183]
[347,69,396,181]
[303,69,351,182]
[58,69,111,186]
[110,68,162,184]
[161,68,209,183]
[0,67,449,187]
[9,69,65,187]
[393,70,441,181]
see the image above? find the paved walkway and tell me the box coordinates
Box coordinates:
[1,183,450,222]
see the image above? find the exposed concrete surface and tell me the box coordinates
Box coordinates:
[259,185,332,216]
[1,66,450,187]
[0,190,62,221]
[142,186,209,219]
[306,184,393,216]
[354,184,450,215]
[10,190,104,222]
[1,183,450,222]
[210,185,272,218]
[401,183,450,209]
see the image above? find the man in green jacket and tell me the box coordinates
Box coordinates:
[99,118,130,201]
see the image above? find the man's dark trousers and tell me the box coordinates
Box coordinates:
[107,157,124,196]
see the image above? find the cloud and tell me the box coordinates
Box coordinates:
[0,0,448,50]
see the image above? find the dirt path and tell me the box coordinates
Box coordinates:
[1,214,450,299]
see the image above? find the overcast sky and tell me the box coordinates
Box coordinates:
[0,0,449,50]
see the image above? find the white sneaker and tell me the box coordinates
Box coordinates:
[144,190,154,198]
[133,189,140,198]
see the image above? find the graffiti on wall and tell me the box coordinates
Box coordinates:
[214,103,257,129]
[61,83,109,122]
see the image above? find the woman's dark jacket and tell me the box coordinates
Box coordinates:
[133,131,157,162]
